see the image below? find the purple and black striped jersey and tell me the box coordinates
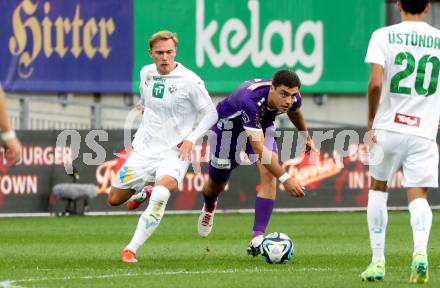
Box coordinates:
[216,79,302,131]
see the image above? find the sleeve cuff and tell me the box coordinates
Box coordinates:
[1,130,16,141]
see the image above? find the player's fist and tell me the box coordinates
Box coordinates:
[3,137,22,165]
[283,177,305,198]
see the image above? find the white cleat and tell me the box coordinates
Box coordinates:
[198,205,216,237]
[247,235,264,256]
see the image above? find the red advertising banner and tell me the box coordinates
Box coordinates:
[1,129,439,214]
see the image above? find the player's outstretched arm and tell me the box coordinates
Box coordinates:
[246,130,304,197]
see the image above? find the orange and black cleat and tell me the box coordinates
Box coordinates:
[121,248,137,263]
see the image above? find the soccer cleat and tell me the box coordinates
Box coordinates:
[127,185,152,210]
[198,204,216,237]
[360,260,385,281]
[247,234,264,257]
[409,253,429,284]
[121,248,137,263]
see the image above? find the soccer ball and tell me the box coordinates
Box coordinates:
[261,232,294,264]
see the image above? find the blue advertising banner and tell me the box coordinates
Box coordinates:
[0,0,133,93]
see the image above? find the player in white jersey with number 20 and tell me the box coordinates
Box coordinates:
[107,31,218,263]
[362,0,439,284]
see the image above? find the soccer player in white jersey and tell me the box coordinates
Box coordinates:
[107,31,218,263]
[361,0,439,283]
[0,83,22,165]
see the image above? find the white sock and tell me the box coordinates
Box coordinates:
[126,186,171,253]
[367,190,388,262]
[409,198,432,256]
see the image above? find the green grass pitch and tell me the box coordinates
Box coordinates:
[0,211,439,287]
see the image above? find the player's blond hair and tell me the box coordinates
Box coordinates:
[148,31,178,49]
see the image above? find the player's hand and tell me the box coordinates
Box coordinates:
[305,135,316,154]
[3,137,22,165]
[367,120,377,148]
[283,177,305,198]
[178,140,193,161]
[367,129,377,148]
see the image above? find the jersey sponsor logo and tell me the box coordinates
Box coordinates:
[394,113,420,127]
[153,76,165,82]
[210,155,231,169]
[152,82,165,99]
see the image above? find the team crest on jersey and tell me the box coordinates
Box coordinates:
[241,110,250,123]
[168,84,177,94]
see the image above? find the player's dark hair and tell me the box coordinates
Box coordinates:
[399,0,429,14]
[272,70,301,89]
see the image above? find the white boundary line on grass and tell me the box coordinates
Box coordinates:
[1,205,440,217]
[0,267,331,287]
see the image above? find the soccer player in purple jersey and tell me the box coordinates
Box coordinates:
[197,70,313,255]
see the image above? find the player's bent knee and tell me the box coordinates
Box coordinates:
[155,176,179,192]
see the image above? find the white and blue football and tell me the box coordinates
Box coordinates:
[261,232,294,264]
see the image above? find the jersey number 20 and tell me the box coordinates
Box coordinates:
[390,52,439,97]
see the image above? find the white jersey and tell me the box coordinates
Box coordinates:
[132,62,213,158]
[365,21,440,140]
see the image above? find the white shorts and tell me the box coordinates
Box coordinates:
[369,130,439,188]
[112,150,190,191]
